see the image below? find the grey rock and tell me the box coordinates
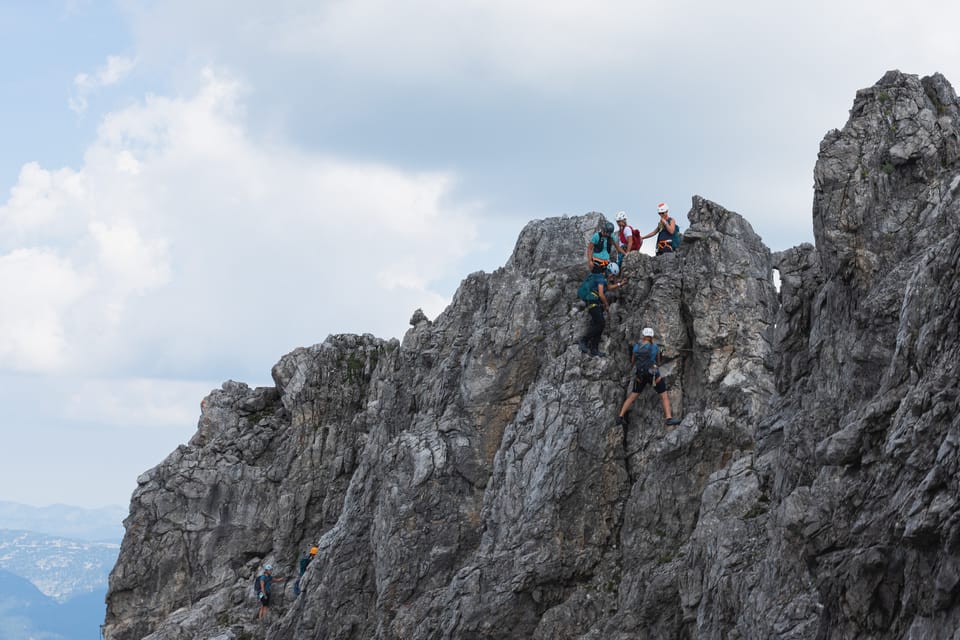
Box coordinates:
[104,71,960,640]
[409,308,430,327]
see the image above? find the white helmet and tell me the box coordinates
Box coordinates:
[606,262,620,276]
[615,211,627,222]
[656,202,669,214]
[642,327,655,337]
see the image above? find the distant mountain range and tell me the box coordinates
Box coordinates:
[0,500,126,542]
[0,501,124,639]
[0,529,119,601]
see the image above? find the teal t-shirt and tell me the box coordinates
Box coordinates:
[590,232,612,262]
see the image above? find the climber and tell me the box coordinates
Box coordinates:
[615,327,681,427]
[254,563,288,620]
[641,202,678,256]
[577,261,625,357]
[586,220,623,270]
[614,211,641,266]
[294,546,318,596]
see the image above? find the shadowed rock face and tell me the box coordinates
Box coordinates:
[103,70,960,640]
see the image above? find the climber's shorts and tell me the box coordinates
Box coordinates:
[633,373,666,394]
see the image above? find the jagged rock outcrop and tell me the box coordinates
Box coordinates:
[104,70,960,639]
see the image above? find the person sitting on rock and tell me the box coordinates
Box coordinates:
[586,220,622,270]
[577,261,624,357]
[616,327,681,426]
[255,563,287,620]
[641,202,677,256]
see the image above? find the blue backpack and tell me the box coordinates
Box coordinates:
[633,342,659,376]
[662,218,681,250]
[577,273,604,303]
[253,574,271,597]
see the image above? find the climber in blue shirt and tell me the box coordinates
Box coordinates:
[255,564,287,620]
[586,220,623,269]
[616,328,681,426]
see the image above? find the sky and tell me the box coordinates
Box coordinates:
[2,0,959,510]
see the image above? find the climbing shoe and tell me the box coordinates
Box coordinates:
[590,349,606,357]
[578,339,590,354]
[615,416,627,427]
[665,417,681,426]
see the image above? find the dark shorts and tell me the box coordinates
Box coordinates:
[633,372,666,394]
[259,594,270,607]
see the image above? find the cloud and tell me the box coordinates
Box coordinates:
[267,0,663,86]
[0,248,91,372]
[1,67,478,379]
[77,55,137,89]
[69,54,137,115]
[64,377,216,428]
[122,2,960,96]
[0,162,85,240]
[89,220,171,294]
[124,1,667,92]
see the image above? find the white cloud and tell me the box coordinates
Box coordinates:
[76,55,137,90]
[125,1,667,92]
[122,1,960,98]
[0,249,91,372]
[89,221,171,294]
[65,377,215,428]
[0,163,85,240]
[269,0,662,85]
[70,54,137,115]
[1,68,478,378]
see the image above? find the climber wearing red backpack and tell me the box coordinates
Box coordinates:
[615,211,642,266]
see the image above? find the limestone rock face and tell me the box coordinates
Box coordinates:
[104,70,960,640]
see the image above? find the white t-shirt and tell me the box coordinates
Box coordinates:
[618,225,635,249]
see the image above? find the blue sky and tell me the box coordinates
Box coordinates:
[2,0,959,509]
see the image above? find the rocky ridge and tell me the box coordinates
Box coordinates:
[104,70,960,639]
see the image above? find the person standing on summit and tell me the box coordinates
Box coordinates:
[614,211,641,266]
[641,202,678,256]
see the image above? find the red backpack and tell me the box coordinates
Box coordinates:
[618,226,643,252]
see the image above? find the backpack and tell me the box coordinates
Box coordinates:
[592,234,609,254]
[670,220,682,250]
[618,227,643,252]
[634,342,658,376]
[658,218,682,251]
[253,574,271,597]
[577,273,603,303]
